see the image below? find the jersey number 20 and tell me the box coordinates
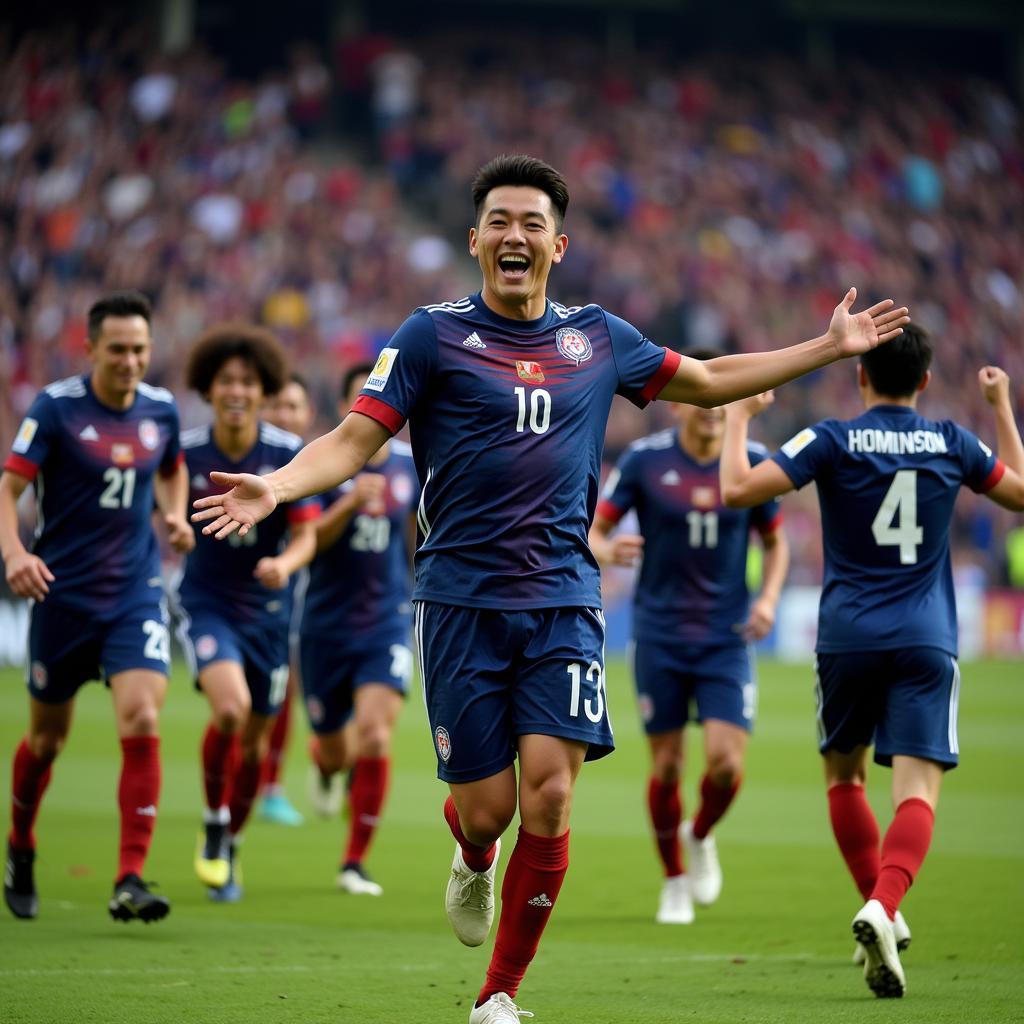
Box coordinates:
[872,469,923,564]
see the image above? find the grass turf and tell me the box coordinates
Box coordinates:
[0,657,1021,1023]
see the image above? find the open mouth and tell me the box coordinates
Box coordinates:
[498,253,530,279]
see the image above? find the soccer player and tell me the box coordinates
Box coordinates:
[589,349,789,924]
[255,372,316,828]
[1,290,191,923]
[300,362,418,895]
[191,155,908,1022]
[719,326,1024,999]
[175,326,318,901]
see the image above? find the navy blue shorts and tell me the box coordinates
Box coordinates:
[631,638,756,735]
[177,605,289,716]
[414,602,614,784]
[299,632,412,734]
[27,596,170,704]
[814,648,961,769]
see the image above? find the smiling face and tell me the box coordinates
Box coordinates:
[266,380,313,437]
[87,315,151,408]
[469,185,568,320]
[209,355,264,433]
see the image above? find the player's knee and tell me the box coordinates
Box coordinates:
[651,754,681,785]
[27,731,63,762]
[355,719,390,758]
[120,702,160,737]
[526,773,574,831]
[706,754,743,789]
[460,804,514,847]
[213,700,250,735]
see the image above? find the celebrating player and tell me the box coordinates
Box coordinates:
[1,291,191,923]
[255,372,317,828]
[191,155,908,1022]
[175,326,318,902]
[719,325,1024,999]
[589,349,789,925]
[300,363,418,895]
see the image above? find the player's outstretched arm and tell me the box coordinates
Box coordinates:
[154,459,195,554]
[720,393,795,508]
[979,366,1024,512]
[0,470,55,601]
[589,514,644,568]
[192,412,391,540]
[658,289,909,408]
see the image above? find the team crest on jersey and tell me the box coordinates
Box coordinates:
[555,327,592,366]
[31,661,48,691]
[12,417,38,454]
[391,473,413,505]
[434,725,452,763]
[638,693,654,724]
[195,634,218,661]
[691,486,716,509]
[111,442,135,466]
[516,360,545,384]
[365,347,399,392]
[138,418,160,451]
[306,696,325,725]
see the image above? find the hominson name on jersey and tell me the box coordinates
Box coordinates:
[847,428,948,455]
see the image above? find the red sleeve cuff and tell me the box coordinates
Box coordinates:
[977,459,1006,493]
[159,450,185,478]
[595,499,626,525]
[287,502,321,524]
[638,348,682,404]
[3,453,38,482]
[352,395,405,435]
[756,512,783,537]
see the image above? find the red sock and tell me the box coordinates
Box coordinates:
[478,827,570,1005]
[262,678,293,790]
[9,739,54,852]
[870,798,935,919]
[118,736,160,881]
[202,724,238,810]
[647,777,683,877]
[228,757,263,837]
[344,756,389,865]
[691,773,740,840]
[827,782,880,899]
[443,795,496,872]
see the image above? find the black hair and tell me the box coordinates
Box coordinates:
[861,322,932,398]
[472,154,570,229]
[287,370,309,393]
[87,291,152,342]
[341,362,376,400]
[185,322,288,397]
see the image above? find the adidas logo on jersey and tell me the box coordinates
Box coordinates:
[660,470,681,486]
[463,332,486,349]
[527,893,553,908]
[79,425,100,441]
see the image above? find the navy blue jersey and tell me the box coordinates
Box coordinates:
[177,423,319,627]
[4,375,182,616]
[597,430,781,645]
[772,405,1004,656]
[351,293,679,609]
[301,441,419,642]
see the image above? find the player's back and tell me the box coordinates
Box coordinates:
[777,404,1002,655]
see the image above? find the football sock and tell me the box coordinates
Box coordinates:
[691,773,741,840]
[344,756,389,865]
[202,723,238,811]
[117,736,160,881]
[478,827,569,1005]
[827,781,881,900]
[871,797,935,919]
[228,756,263,838]
[262,681,292,791]
[9,739,54,852]
[647,777,683,876]
[443,795,496,872]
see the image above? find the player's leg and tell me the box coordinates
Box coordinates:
[300,635,353,817]
[823,745,880,901]
[258,671,303,826]
[6,697,73,920]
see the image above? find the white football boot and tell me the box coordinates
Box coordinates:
[851,899,906,998]
[681,820,723,906]
[307,764,343,818]
[468,992,534,1023]
[445,838,500,946]
[655,874,695,924]
[853,908,910,964]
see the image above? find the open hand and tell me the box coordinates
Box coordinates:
[979,366,1011,407]
[191,471,277,540]
[826,287,910,359]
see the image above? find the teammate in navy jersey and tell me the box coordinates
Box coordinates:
[1,291,192,924]
[300,363,419,896]
[720,325,1024,1000]
[590,348,789,926]
[254,372,316,829]
[192,155,908,1023]
[175,326,318,902]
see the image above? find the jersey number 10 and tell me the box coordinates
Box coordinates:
[514,387,551,435]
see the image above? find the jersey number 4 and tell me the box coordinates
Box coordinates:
[872,469,923,564]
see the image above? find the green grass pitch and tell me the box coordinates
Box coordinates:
[1,657,1021,1023]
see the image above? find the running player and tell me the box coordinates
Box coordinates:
[2,290,191,923]
[255,372,316,828]
[589,348,789,925]
[175,326,318,901]
[191,155,908,1022]
[719,325,1024,999]
[300,362,418,895]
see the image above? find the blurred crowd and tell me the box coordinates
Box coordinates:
[2,25,1022,584]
